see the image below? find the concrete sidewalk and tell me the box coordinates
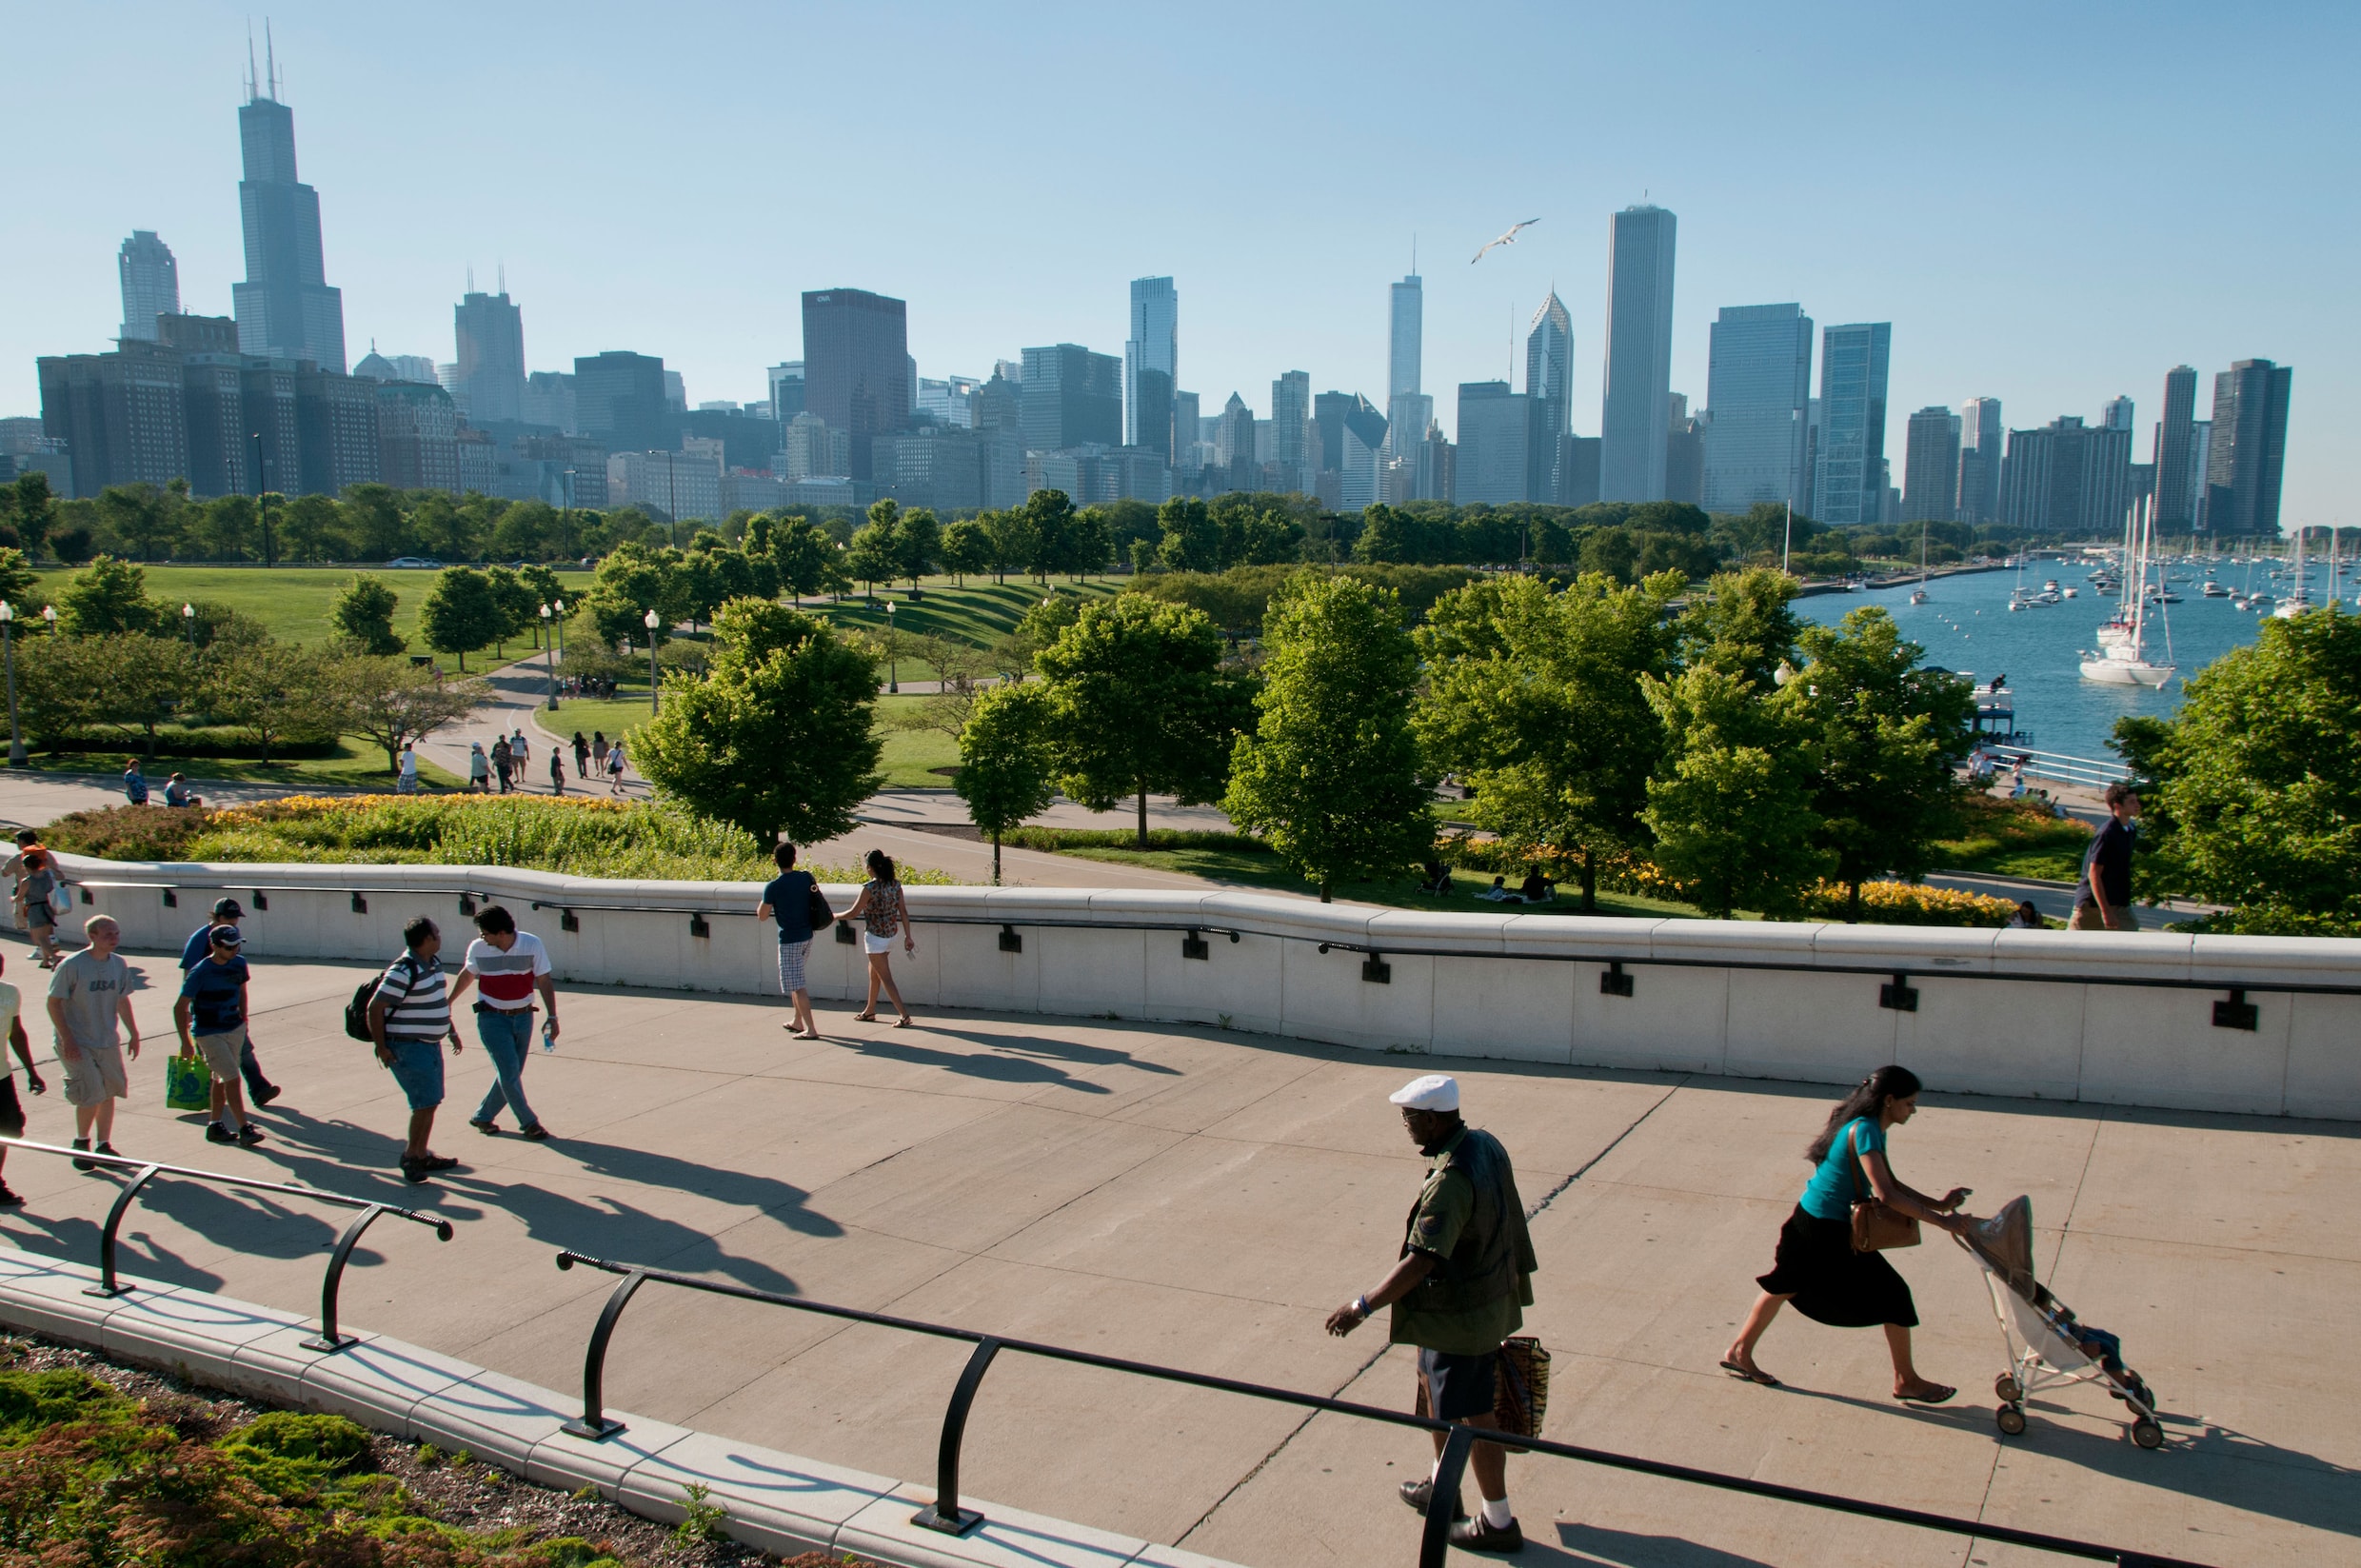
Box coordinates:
[0,927,2345,1566]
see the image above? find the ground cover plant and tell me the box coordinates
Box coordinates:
[1930,793,2093,882]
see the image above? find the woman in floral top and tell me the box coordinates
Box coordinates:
[836,849,917,1026]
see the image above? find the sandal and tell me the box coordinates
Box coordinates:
[1720,1357,1781,1388]
[1895,1382,1956,1406]
[853,1012,877,1022]
[894,1016,914,1028]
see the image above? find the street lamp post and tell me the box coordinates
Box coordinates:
[884,600,897,693]
[644,608,662,714]
[0,602,22,766]
[539,605,558,710]
[552,597,565,696]
[181,602,195,650]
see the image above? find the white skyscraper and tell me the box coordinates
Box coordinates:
[1599,205,1677,502]
[116,231,179,342]
[1125,276,1179,461]
[1386,271,1423,459]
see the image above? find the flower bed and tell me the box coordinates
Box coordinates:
[1797,879,2019,927]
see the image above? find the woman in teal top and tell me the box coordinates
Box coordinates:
[1721,1065,1975,1402]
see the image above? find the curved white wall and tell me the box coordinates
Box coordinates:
[58,855,2361,1121]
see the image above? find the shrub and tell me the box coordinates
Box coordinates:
[1797,879,2016,927]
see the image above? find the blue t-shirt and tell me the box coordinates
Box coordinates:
[763,870,818,943]
[179,954,249,1036]
[1798,1116,1886,1221]
[180,923,235,970]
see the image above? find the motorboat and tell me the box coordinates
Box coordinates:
[2062,586,2078,598]
[2203,581,2232,598]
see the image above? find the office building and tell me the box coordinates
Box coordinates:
[2206,359,2292,536]
[873,424,984,511]
[607,439,723,522]
[1387,271,1423,458]
[781,412,852,480]
[1599,205,1677,502]
[1525,290,1574,500]
[680,406,781,471]
[354,348,438,386]
[1457,382,1532,505]
[572,351,671,457]
[802,288,909,481]
[453,288,526,425]
[2101,395,2134,433]
[521,370,576,433]
[1903,406,1961,522]
[117,232,180,343]
[1956,396,2003,525]
[1020,344,1121,452]
[2152,366,2198,528]
[293,364,382,496]
[376,381,461,494]
[918,375,979,429]
[1125,277,1179,461]
[1664,394,1705,507]
[1270,370,1311,484]
[2184,421,2211,530]
[1170,391,1200,470]
[1999,416,2132,534]
[972,368,1021,439]
[1812,323,1892,525]
[1311,392,1386,509]
[230,47,346,372]
[767,362,805,423]
[1701,303,1813,512]
[1214,394,1256,487]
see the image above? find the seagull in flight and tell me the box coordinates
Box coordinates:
[1471,218,1541,264]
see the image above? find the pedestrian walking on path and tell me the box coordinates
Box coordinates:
[836,850,915,1026]
[548,750,565,795]
[0,954,50,1206]
[367,916,465,1183]
[468,743,490,793]
[1722,1065,1974,1401]
[397,743,420,794]
[122,761,149,805]
[1325,1074,1538,1556]
[8,829,69,969]
[591,731,609,778]
[605,740,627,794]
[47,915,139,1171]
[756,843,823,1038]
[178,899,280,1109]
[447,904,557,1140]
[572,732,589,780]
[490,735,513,793]
[2072,784,2140,931]
[509,727,530,775]
[173,925,263,1147]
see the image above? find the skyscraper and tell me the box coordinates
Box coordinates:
[1387,271,1422,457]
[1812,323,1891,525]
[453,287,526,426]
[2000,416,2132,534]
[1456,382,1531,505]
[1125,277,1178,461]
[802,288,910,481]
[1903,406,1961,523]
[1525,290,1573,443]
[1956,397,2003,524]
[2152,366,2198,528]
[2101,395,2134,433]
[1700,303,1813,512]
[1599,205,1677,502]
[2206,359,2292,536]
[1311,392,1386,509]
[1269,370,1311,479]
[572,351,671,456]
[1019,344,1122,452]
[229,39,347,372]
[117,232,180,343]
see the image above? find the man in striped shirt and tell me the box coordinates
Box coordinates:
[447,905,559,1141]
[368,916,466,1183]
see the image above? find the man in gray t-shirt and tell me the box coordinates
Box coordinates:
[47,915,141,1166]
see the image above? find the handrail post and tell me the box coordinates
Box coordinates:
[303,1203,427,1353]
[1418,1424,1477,1568]
[912,1336,1000,1536]
[561,1264,646,1439]
[83,1163,161,1298]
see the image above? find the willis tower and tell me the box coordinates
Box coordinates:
[231,32,347,372]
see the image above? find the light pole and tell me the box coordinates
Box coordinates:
[539,604,558,710]
[644,608,662,714]
[553,596,565,695]
[181,602,196,650]
[1781,501,1794,577]
[0,602,22,766]
[664,452,678,548]
[884,600,897,693]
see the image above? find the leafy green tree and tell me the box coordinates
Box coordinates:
[1353,504,1416,566]
[1156,497,1220,573]
[941,520,990,587]
[580,542,676,647]
[420,566,506,671]
[58,555,161,637]
[343,485,409,561]
[1639,666,1825,919]
[200,495,258,561]
[96,484,184,562]
[200,641,344,764]
[1035,594,1253,847]
[635,599,883,843]
[1678,568,1804,688]
[984,506,1039,585]
[329,574,405,655]
[282,494,344,564]
[514,564,565,642]
[957,683,1057,883]
[774,517,834,602]
[4,472,57,559]
[842,523,899,600]
[1786,606,1975,922]
[897,507,941,589]
[482,566,540,657]
[1226,574,1431,901]
[0,546,37,610]
[18,632,190,757]
[1417,569,1684,909]
[331,655,490,776]
[1021,489,1077,580]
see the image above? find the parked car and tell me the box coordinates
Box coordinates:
[387,556,443,568]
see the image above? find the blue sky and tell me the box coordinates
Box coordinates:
[8,1,2352,522]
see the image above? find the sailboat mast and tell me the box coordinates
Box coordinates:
[2130,497,2149,656]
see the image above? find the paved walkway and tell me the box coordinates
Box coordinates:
[0,932,2348,1566]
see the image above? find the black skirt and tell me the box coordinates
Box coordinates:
[1756,1204,1918,1329]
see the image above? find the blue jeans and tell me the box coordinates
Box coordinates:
[471,1008,541,1129]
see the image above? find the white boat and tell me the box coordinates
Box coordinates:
[2062,586,2078,598]
[2081,496,2176,687]
[2273,526,2312,619]
[2203,582,2231,598]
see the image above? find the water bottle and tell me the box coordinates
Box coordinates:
[541,1018,557,1053]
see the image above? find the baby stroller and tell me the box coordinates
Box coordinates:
[1956,1198,2164,1449]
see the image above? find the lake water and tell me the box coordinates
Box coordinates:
[1792,559,2313,763]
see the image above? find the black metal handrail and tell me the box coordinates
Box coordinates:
[551,1250,2209,1568]
[2,1139,452,1351]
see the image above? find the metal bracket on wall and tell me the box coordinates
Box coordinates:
[2212,988,2258,1031]
[1600,961,1635,998]
[998,924,1022,954]
[688,914,710,939]
[458,893,477,917]
[81,887,94,904]
[1181,929,1209,961]
[836,920,857,945]
[560,908,580,933]
[350,893,367,915]
[1878,973,1919,1012]
[1361,953,1392,984]
[162,887,176,908]
[251,890,267,911]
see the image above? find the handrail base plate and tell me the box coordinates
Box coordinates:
[81,1283,132,1299]
[912,1504,985,1537]
[561,1415,626,1441]
[299,1332,356,1354]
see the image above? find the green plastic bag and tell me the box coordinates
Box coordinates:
[164,1053,212,1113]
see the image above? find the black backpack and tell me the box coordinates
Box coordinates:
[344,954,421,1042]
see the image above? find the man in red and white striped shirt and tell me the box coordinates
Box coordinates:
[447,905,559,1141]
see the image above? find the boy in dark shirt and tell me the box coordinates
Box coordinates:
[2072,784,2140,931]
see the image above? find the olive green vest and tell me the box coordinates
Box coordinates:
[1399,1126,1537,1317]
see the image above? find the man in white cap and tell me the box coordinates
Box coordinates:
[1326,1072,1537,1554]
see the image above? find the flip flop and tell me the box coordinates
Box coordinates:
[1896,1383,1957,1406]
[1719,1358,1781,1388]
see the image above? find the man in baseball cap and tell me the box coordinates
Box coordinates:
[1325,1074,1538,1554]
[177,897,280,1107]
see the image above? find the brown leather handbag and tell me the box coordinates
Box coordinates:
[1849,1141,1921,1252]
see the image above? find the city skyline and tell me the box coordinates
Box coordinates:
[4,3,2350,521]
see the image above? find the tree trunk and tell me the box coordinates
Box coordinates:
[992,832,1002,886]
[1580,847,1597,913]
[1845,874,1862,924]
[1319,881,1331,903]
[1136,785,1149,849]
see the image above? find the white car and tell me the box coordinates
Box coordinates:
[387,556,443,568]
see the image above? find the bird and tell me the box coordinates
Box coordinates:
[1471,218,1541,264]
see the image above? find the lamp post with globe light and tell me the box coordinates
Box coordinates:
[645,608,662,713]
[181,602,195,650]
[884,600,897,693]
[0,602,22,765]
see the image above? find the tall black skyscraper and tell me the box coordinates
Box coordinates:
[230,34,346,372]
[1019,344,1122,452]
[803,288,910,481]
[2206,360,2292,536]
[455,285,526,425]
[573,351,671,455]
[2152,366,2197,528]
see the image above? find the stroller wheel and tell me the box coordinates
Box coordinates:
[1994,1375,2022,1403]
[1995,1405,2028,1437]
[2131,1418,2164,1450]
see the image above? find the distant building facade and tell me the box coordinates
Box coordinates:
[2205,359,2292,536]
[1903,405,1961,522]
[1956,396,2003,525]
[453,289,526,425]
[2152,366,2198,529]
[231,68,346,372]
[1020,344,1121,453]
[1701,303,1813,512]
[1125,276,1178,461]
[1812,323,1891,526]
[803,288,910,482]
[117,231,180,343]
[2000,415,2132,535]
[572,351,671,457]
[1599,205,1677,502]
[1457,381,1531,506]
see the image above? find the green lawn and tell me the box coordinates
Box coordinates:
[802,577,1123,649]
[533,690,962,789]
[13,737,466,792]
[1933,795,2092,883]
[1045,844,1709,918]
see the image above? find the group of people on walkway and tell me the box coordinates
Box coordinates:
[756,844,917,1033]
[466,728,627,797]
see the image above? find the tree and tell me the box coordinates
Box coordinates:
[941,520,990,587]
[1021,489,1077,581]
[634,598,883,843]
[420,566,506,671]
[282,494,343,564]
[343,485,408,561]
[0,546,37,610]
[203,495,258,561]
[200,640,344,764]
[895,634,991,742]
[330,574,405,655]
[774,517,834,603]
[897,507,941,590]
[18,632,190,758]
[580,542,675,648]
[515,564,565,641]
[1226,574,1431,901]
[1156,497,1220,573]
[984,506,1039,585]
[842,523,898,601]
[4,473,56,560]
[1035,595,1254,847]
[957,683,1057,884]
[1417,569,1685,910]
[483,566,539,657]
[1678,568,1803,689]
[333,655,489,776]
[1786,606,1975,922]
[1639,665,1824,919]
[58,555,161,637]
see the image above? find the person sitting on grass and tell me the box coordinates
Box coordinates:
[1477,875,1517,903]
[1517,870,1551,903]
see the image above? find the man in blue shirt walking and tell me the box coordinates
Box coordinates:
[179,899,281,1107]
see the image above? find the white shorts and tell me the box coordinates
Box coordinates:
[863,932,897,956]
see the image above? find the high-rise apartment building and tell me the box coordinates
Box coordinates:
[1701,304,1813,512]
[1269,370,1311,480]
[1599,205,1677,502]
[1662,394,1705,506]
[230,49,346,371]
[1955,397,2003,525]
[1456,382,1532,506]
[1215,394,1256,486]
[572,351,671,457]
[1020,344,1122,453]
[2101,395,2134,433]
[2152,366,2198,528]
[117,232,180,343]
[1387,271,1422,458]
[453,288,526,426]
[1812,323,1891,526]
[1999,416,2132,534]
[803,288,910,481]
[1903,406,1961,523]
[2184,420,2211,531]
[1125,277,1178,461]
[1311,392,1387,509]
[2206,359,2292,536]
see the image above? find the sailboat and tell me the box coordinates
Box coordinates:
[1909,519,1930,604]
[2274,526,2313,619]
[2082,496,2175,687]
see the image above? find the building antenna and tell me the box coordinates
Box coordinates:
[245,22,258,101]
[1411,234,1417,274]
[498,261,506,295]
[466,264,475,294]
[265,18,279,99]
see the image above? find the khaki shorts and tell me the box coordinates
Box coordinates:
[60,1042,129,1106]
[192,1022,247,1086]
[2070,903,2137,932]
